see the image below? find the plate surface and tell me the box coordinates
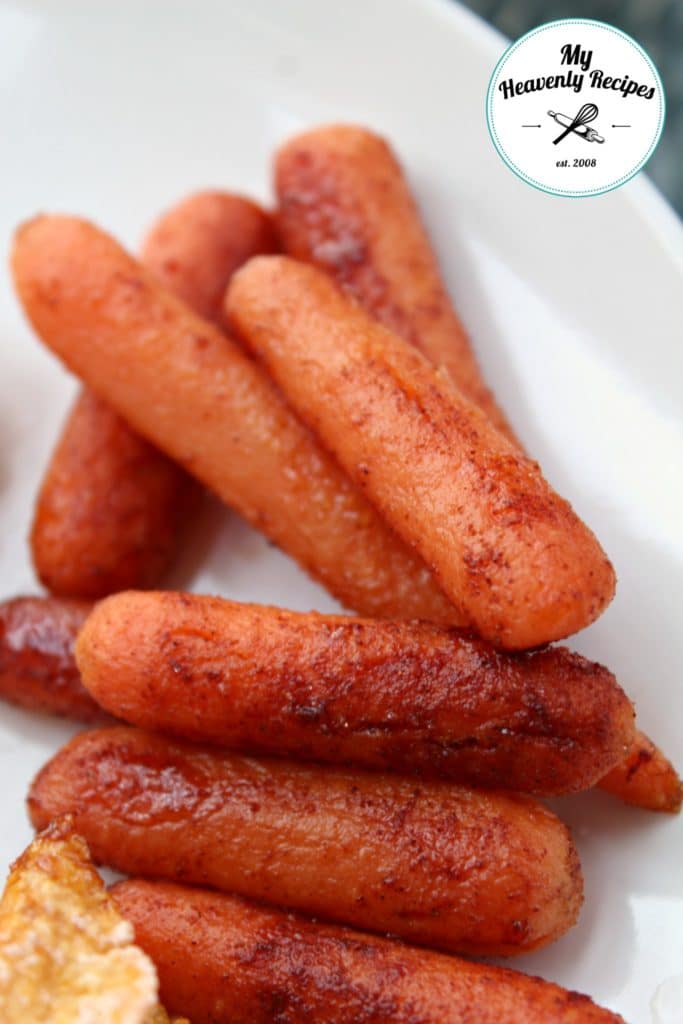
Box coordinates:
[1,1,682,1019]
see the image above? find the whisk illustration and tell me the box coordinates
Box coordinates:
[549,103,602,144]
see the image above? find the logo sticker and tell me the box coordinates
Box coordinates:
[486,19,665,197]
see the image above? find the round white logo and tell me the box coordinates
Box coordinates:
[486,19,665,197]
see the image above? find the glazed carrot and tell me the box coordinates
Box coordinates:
[226,257,616,649]
[141,191,277,326]
[28,727,582,957]
[113,880,623,1024]
[598,729,682,812]
[0,596,105,723]
[77,590,634,796]
[7,593,672,813]
[275,123,517,443]
[31,391,197,599]
[31,193,275,600]
[12,215,460,624]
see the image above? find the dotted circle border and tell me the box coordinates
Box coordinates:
[485,18,666,198]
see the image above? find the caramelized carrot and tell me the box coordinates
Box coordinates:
[0,596,104,723]
[6,592,673,813]
[31,390,196,599]
[226,256,615,650]
[275,123,517,442]
[114,880,623,1024]
[77,590,634,795]
[28,727,582,957]
[12,215,460,624]
[141,191,277,326]
[31,194,275,600]
[598,729,682,812]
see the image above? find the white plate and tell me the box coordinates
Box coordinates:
[1,1,682,1020]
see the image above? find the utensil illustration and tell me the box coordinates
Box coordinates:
[548,110,605,143]
[550,103,601,145]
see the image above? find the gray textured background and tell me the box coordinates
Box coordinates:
[460,0,682,214]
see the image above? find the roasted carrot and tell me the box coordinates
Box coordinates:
[141,191,277,326]
[31,193,275,600]
[0,596,105,723]
[28,727,582,957]
[275,123,517,443]
[226,256,615,649]
[77,590,634,795]
[113,880,623,1024]
[12,215,460,624]
[4,593,674,813]
[31,391,197,599]
[598,729,682,812]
